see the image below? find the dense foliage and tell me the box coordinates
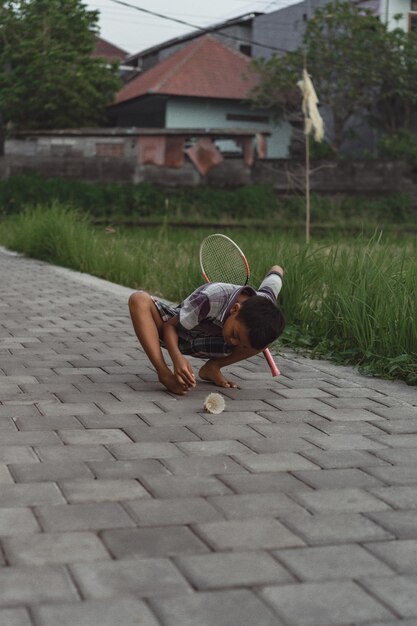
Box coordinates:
[250,1,417,152]
[0,174,414,229]
[0,0,120,152]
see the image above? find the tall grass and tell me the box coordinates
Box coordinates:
[1,204,416,383]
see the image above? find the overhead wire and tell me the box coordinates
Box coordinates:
[108,0,294,54]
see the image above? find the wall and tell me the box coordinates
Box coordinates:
[166,99,291,159]
[1,153,415,198]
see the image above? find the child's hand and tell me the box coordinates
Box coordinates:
[173,356,196,389]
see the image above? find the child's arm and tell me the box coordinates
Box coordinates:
[163,317,196,388]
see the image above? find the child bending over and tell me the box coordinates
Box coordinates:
[128,265,285,395]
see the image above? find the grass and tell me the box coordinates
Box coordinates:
[1,203,416,384]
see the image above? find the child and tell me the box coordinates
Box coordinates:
[128,265,285,395]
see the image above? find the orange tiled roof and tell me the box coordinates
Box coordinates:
[116,35,258,105]
[93,37,128,62]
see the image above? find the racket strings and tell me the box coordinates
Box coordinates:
[200,235,249,285]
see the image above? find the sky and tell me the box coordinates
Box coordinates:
[85,0,298,55]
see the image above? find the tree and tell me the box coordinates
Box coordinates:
[0,0,120,154]
[250,1,390,153]
[372,24,417,134]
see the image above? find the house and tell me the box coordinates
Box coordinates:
[355,0,417,31]
[124,12,262,75]
[108,34,291,159]
[92,37,129,63]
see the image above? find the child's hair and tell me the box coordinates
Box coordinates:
[237,296,285,350]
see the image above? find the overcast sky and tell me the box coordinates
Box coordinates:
[85,0,298,55]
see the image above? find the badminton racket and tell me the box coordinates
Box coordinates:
[199,233,280,377]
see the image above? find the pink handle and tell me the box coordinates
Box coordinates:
[263,348,280,377]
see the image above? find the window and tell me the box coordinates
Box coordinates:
[409,12,417,31]
[239,44,252,57]
[411,0,417,11]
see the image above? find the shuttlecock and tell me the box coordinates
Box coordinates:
[203,392,226,414]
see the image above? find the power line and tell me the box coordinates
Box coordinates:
[108,0,291,53]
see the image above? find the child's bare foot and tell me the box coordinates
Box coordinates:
[199,362,238,388]
[158,371,189,395]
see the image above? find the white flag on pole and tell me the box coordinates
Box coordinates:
[297,69,324,142]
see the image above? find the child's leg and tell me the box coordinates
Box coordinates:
[199,347,260,388]
[128,292,188,395]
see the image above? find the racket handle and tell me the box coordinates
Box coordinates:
[263,348,280,377]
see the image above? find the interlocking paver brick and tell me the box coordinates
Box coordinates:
[35,502,136,532]
[15,415,83,430]
[0,608,32,626]
[0,445,39,464]
[375,418,417,434]
[157,454,244,476]
[292,487,390,513]
[70,557,191,598]
[87,458,169,478]
[9,461,94,483]
[0,483,65,508]
[175,550,294,589]
[149,589,282,626]
[306,416,384,435]
[365,464,417,485]
[140,474,232,497]
[0,430,62,445]
[2,531,110,565]
[365,539,417,574]
[360,575,417,618]
[372,447,417,464]
[194,518,304,550]
[260,580,393,625]
[124,424,200,442]
[106,441,185,460]
[0,508,40,535]
[233,451,319,472]
[2,248,416,623]
[293,467,383,489]
[284,512,394,544]
[57,428,131,445]
[370,485,417,509]
[125,497,223,525]
[302,448,388,468]
[303,433,387,451]
[35,444,113,462]
[33,598,161,626]
[218,471,311,493]
[207,492,308,519]
[0,565,79,606]
[176,440,253,456]
[366,510,417,539]
[59,478,150,503]
[102,525,210,558]
[0,466,13,485]
[76,413,145,427]
[273,544,393,581]
[239,435,314,453]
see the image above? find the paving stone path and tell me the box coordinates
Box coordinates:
[0,247,417,626]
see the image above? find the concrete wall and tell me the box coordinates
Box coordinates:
[1,154,415,197]
[166,99,291,159]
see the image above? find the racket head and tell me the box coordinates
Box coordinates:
[199,233,250,285]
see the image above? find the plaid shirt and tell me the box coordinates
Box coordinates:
[151,271,283,358]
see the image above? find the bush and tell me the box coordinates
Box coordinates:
[0,174,414,226]
[378,129,417,169]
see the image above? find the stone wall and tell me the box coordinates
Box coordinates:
[1,153,415,199]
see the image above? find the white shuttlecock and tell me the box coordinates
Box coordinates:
[203,392,226,414]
